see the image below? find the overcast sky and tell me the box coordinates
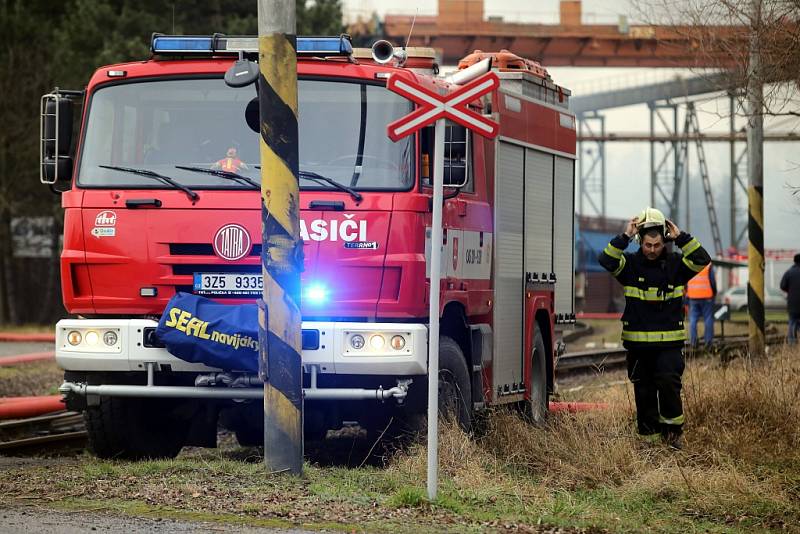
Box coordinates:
[343,0,798,251]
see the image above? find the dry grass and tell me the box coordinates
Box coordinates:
[389,344,800,530]
[0,360,63,397]
[684,348,800,460]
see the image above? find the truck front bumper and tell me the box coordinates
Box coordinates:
[55,319,428,376]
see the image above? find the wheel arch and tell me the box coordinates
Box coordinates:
[441,301,471,362]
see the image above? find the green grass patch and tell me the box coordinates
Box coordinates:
[388,486,426,508]
[51,497,315,531]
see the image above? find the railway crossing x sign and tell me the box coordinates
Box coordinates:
[386,72,501,141]
[385,68,500,501]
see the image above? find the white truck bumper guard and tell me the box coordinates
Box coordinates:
[59,381,411,402]
[60,365,412,403]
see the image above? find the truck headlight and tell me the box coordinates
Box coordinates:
[349,334,365,350]
[85,331,100,346]
[103,331,118,346]
[67,331,82,346]
[59,325,122,353]
[342,329,414,356]
[390,335,406,350]
[369,334,385,350]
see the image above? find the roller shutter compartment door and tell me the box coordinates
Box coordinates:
[493,141,524,399]
[524,149,554,278]
[553,156,575,317]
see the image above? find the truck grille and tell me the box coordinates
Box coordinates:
[167,243,261,299]
[169,243,262,256]
[172,264,261,275]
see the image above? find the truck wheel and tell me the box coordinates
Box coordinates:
[220,403,264,447]
[438,336,472,432]
[526,327,548,425]
[84,397,188,459]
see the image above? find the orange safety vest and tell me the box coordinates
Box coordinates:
[686,264,714,299]
[216,157,243,172]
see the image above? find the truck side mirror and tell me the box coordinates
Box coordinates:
[224,59,259,88]
[245,97,260,133]
[442,122,470,188]
[444,163,468,188]
[41,156,74,183]
[226,57,260,134]
[40,92,75,185]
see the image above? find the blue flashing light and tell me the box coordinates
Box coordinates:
[152,36,213,53]
[296,36,353,56]
[151,34,352,57]
[304,284,330,305]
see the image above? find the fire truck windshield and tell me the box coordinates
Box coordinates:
[77,77,414,191]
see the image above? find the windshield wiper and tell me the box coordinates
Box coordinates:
[99,165,199,201]
[253,166,363,202]
[299,171,363,202]
[175,165,259,189]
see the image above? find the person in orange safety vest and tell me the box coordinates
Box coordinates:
[212,147,249,173]
[687,263,717,348]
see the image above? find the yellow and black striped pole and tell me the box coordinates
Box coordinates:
[746,0,765,357]
[257,0,303,473]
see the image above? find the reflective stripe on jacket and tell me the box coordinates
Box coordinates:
[686,264,714,299]
[598,231,712,349]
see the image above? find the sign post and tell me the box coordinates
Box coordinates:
[386,72,500,500]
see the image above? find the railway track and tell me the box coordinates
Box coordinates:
[0,411,87,456]
[557,333,787,377]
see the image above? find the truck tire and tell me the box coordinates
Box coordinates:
[220,403,264,447]
[438,336,472,432]
[525,327,548,425]
[84,397,188,459]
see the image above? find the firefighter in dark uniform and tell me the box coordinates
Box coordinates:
[599,207,711,449]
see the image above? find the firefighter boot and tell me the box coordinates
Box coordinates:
[662,427,684,450]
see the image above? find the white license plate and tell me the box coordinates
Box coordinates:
[193,273,263,296]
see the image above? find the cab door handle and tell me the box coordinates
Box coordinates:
[126,198,162,208]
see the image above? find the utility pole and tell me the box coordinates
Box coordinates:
[258,0,303,473]
[746,0,765,357]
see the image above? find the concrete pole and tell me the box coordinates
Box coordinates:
[258,0,303,473]
[746,0,765,357]
[578,117,584,216]
[427,118,445,501]
[649,104,656,208]
[730,94,737,249]
[600,115,607,219]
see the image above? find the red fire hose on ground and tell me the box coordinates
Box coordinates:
[0,351,55,366]
[0,339,61,419]
[0,332,55,342]
[0,396,65,419]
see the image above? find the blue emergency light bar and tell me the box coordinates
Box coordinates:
[151,34,352,57]
[296,37,353,55]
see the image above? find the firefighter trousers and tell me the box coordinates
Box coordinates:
[626,347,685,438]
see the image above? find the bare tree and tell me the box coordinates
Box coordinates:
[634,0,800,117]
[633,0,799,355]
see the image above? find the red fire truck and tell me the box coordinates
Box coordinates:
[44,35,576,458]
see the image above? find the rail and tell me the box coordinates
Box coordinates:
[557,333,787,377]
[0,411,87,455]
